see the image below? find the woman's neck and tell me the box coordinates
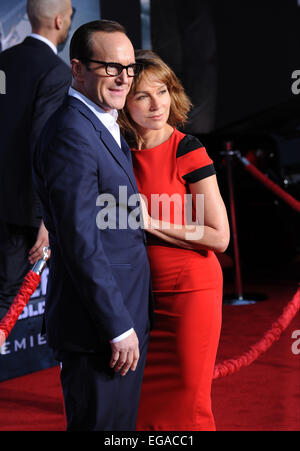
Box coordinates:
[138,124,174,149]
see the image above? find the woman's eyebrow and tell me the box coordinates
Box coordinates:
[134,84,166,94]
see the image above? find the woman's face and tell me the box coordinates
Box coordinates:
[126,73,171,132]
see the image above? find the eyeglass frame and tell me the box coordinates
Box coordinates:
[78,57,142,77]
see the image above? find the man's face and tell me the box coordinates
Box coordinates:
[74,31,135,112]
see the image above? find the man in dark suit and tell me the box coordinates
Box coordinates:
[0,0,73,320]
[33,20,153,431]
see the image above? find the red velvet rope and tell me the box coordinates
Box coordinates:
[213,286,300,379]
[0,270,41,345]
[1,268,299,382]
[238,156,300,213]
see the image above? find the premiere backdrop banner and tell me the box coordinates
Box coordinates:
[0,0,101,381]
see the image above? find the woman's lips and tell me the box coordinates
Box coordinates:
[149,113,164,120]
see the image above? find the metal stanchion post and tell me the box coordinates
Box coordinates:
[221,142,263,305]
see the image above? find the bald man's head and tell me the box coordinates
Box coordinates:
[26,0,73,44]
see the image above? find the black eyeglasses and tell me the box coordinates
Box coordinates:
[79,58,142,77]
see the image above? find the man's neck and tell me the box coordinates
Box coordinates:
[70,85,113,114]
[31,29,58,48]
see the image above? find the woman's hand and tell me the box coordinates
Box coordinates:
[139,194,154,231]
[139,176,230,253]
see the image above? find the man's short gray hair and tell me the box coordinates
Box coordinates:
[26,0,69,27]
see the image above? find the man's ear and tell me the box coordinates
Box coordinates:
[71,59,85,82]
[54,14,63,30]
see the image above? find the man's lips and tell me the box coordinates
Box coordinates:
[109,88,126,96]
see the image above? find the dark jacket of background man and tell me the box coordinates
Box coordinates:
[0,36,71,320]
[0,37,71,228]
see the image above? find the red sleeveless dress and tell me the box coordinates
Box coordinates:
[131,128,223,431]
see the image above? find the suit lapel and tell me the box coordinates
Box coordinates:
[66,96,139,193]
[120,135,133,162]
[100,128,139,193]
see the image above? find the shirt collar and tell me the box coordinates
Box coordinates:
[29,33,58,54]
[68,87,119,128]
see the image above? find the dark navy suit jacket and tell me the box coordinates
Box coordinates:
[33,96,153,353]
[0,37,71,227]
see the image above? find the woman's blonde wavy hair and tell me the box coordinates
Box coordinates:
[118,50,192,148]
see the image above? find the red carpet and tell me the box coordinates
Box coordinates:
[212,280,300,431]
[0,279,299,431]
[0,366,65,431]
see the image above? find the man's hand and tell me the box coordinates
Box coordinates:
[110,330,139,376]
[28,221,50,264]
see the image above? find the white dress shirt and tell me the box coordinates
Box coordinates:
[29,33,58,55]
[68,87,133,343]
[68,87,121,147]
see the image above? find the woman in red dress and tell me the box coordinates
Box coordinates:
[118,50,230,431]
